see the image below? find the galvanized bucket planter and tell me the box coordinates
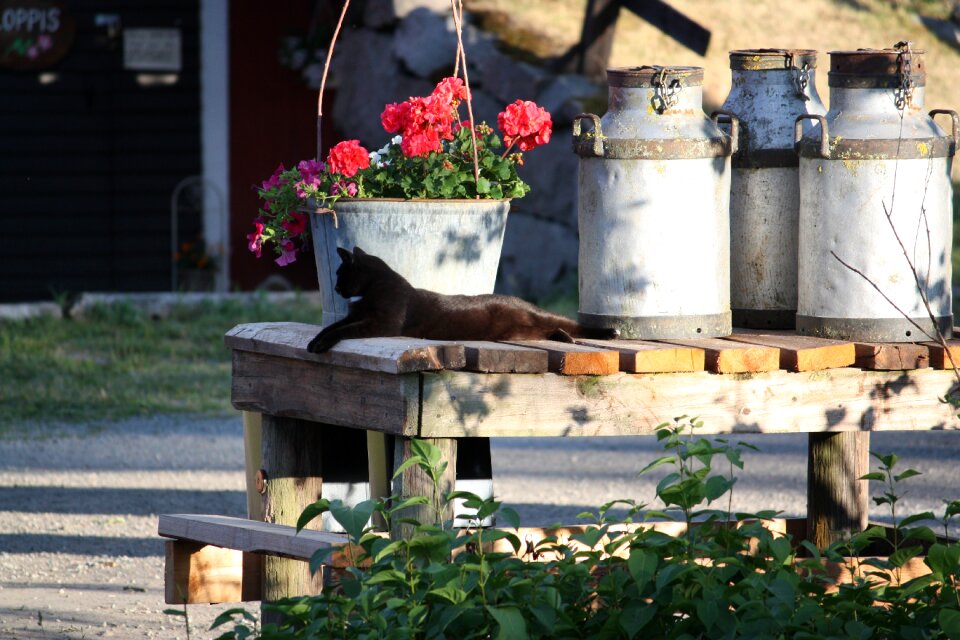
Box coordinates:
[795,46,958,342]
[721,49,827,329]
[310,198,510,327]
[574,66,735,339]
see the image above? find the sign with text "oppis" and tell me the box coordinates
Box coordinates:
[0,1,75,70]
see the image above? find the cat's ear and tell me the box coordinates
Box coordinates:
[336,246,352,264]
[353,246,367,257]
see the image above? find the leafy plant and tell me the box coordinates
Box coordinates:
[211,419,960,639]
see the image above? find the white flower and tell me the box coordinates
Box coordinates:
[391,135,402,146]
[369,151,381,164]
[377,143,391,156]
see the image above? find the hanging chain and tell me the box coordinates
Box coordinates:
[651,66,681,114]
[785,52,810,101]
[894,40,914,111]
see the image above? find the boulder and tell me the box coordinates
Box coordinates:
[496,210,578,300]
[393,8,459,79]
[536,74,605,124]
[364,0,450,29]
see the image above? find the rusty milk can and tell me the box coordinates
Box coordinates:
[795,45,958,342]
[721,49,827,329]
[574,66,736,339]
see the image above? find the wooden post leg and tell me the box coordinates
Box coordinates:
[241,411,264,601]
[260,415,325,621]
[390,437,457,540]
[807,431,870,548]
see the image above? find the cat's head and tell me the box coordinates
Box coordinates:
[334,246,392,298]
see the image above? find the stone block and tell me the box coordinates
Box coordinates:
[515,128,578,227]
[393,9,458,79]
[481,58,548,105]
[496,209,578,300]
[364,0,450,29]
[536,74,604,124]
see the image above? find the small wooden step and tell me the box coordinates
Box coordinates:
[660,337,780,374]
[731,329,855,372]
[923,340,960,370]
[459,341,549,373]
[854,343,929,370]
[575,338,705,373]
[503,340,620,375]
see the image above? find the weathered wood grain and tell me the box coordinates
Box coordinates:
[854,342,930,370]
[164,540,245,604]
[159,514,351,564]
[391,437,457,540]
[225,322,465,374]
[660,337,780,373]
[503,340,619,375]
[923,340,960,370]
[418,368,960,437]
[459,341,549,373]
[231,351,420,435]
[807,432,870,548]
[731,330,856,372]
[575,338,705,373]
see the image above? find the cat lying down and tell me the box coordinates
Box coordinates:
[306,246,618,353]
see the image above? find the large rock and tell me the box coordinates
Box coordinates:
[515,128,579,227]
[480,55,547,104]
[364,0,449,29]
[393,9,458,79]
[536,74,605,124]
[496,210,578,300]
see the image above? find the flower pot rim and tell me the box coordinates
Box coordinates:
[332,197,512,205]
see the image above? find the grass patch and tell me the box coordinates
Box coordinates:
[0,294,324,429]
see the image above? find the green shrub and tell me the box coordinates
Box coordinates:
[211,419,960,639]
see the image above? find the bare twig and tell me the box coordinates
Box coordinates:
[450,0,482,193]
[316,0,352,161]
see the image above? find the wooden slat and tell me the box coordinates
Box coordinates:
[575,338,705,373]
[731,329,855,372]
[923,340,960,370]
[159,514,351,564]
[459,341,549,373]
[225,322,466,374]
[231,351,421,435]
[854,343,930,370]
[502,340,619,375]
[660,337,780,373]
[418,367,960,437]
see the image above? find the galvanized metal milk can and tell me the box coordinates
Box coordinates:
[574,66,736,339]
[721,49,827,329]
[795,45,958,342]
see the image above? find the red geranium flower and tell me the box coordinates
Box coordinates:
[327,140,370,177]
[498,100,552,152]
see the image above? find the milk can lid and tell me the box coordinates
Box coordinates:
[828,46,926,88]
[728,49,818,70]
[606,66,704,88]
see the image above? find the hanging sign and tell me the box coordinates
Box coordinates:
[123,28,181,71]
[0,1,75,70]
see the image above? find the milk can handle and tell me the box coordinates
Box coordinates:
[710,110,740,156]
[929,109,959,149]
[572,113,603,157]
[794,114,829,159]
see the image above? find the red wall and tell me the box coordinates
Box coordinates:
[228,2,335,291]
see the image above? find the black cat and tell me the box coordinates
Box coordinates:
[306,247,618,353]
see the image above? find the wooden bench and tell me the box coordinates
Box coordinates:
[160,322,960,607]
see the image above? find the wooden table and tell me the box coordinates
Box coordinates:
[222,321,960,603]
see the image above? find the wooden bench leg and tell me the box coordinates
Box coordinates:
[390,437,457,540]
[807,431,870,548]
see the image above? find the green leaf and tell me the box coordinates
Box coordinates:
[627,548,658,588]
[859,471,886,481]
[487,605,529,640]
[429,582,468,605]
[638,455,675,476]
[498,506,521,529]
[296,498,330,532]
[705,475,734,502]
[696,598,718,630]
[925,543,960,577]
[529,603,556,634]
[308,546,336,576]
[210,607,257,628]
[895,468,922,482]
[940,609,960,640]
[388,496,430,515]
[619,602,655,638]
[571,526,605,549]
[898,511,936,528]
[392,454,425,478]
[163,608,186,617]
[476,177,491,194]
[889,545,923,568]
[410,438,442,467]
[330,499,374,541]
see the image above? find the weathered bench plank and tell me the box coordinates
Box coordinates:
[418,367,960,438]
[731,330,855,372]
[231,351,420,435]
[575,338,706,373]
[226,322,465,374]
[459,341,549,373]
[503,340,620,375]
[661,337,780,373]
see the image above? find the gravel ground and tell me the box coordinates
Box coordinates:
[1,414,959,639]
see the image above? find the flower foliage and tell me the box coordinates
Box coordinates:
[249,77,552,265]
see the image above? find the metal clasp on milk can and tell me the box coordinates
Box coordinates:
[573,66,735,339]
[720,49,827,330]
[795,45,958,342]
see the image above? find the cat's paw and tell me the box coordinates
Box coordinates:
[306,333,335,353]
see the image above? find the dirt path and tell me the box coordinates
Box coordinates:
[1,415,958,639]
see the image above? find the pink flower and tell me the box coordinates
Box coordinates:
[37,35,52,51]
[282,211,308,236]
[275,240,297,266]
[432,77,469,104]
[498,100,552,152]
[247,220,266,258]
[261,164,286,191]
[327,140,370,177]
[330,181,358,197]
[297,159,324,180]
